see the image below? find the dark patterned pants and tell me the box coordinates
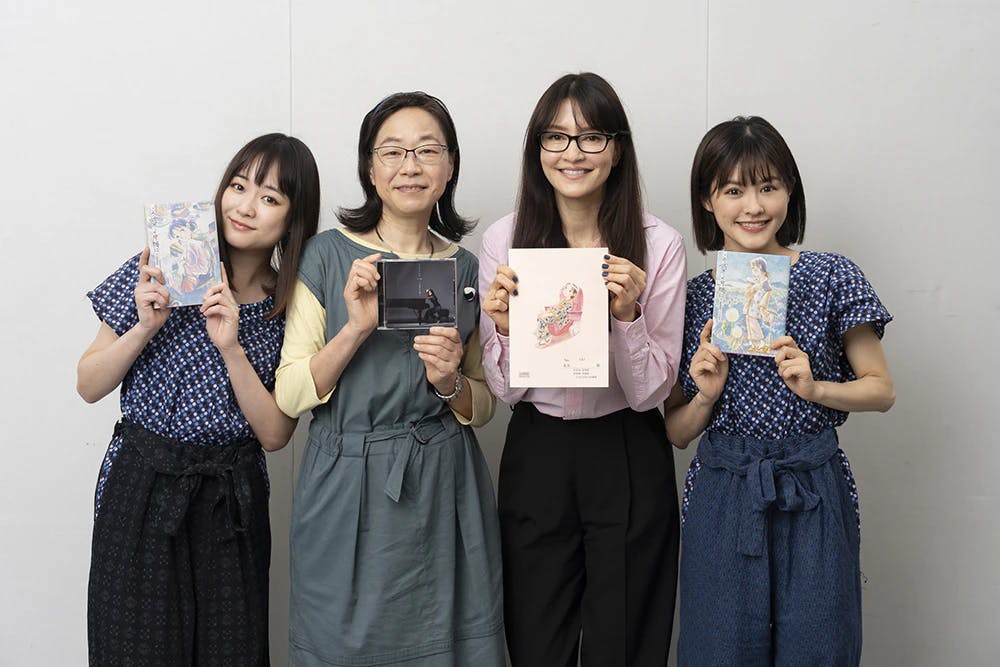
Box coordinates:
[88,421,270,666]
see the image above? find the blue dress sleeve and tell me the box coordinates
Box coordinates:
[830,255,892,338]
[87,255,142,336]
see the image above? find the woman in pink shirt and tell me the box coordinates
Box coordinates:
[479,72,687,667]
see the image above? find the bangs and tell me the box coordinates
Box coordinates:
[709,130,793,192]
[532,73,630,135]
[235,145,303,200]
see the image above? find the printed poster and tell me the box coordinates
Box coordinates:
[508,247,609,388]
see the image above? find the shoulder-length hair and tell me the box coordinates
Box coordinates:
[690,116,806,253]
[338,91,474,241]
[213,133,320,319]
[512,72,646,269]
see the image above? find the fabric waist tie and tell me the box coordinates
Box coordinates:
[333,413,454,506]
[698,428,839,557]
[116,419,259,540]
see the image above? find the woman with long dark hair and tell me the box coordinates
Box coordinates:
[479,72,687,666]
[275,92,505,666]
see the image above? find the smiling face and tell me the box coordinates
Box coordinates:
[369,107,454,224]
[220,160,290,253]
[539,98,618,210]
[704,166,791,255]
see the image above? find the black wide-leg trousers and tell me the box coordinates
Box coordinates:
[88,421,270,666]
[499,403,679,667]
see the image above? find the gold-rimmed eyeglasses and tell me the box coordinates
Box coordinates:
[372,144,450,167]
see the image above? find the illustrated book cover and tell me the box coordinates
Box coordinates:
[508,247,609,388]
[377,258,458,330]
[144,201,221,307]
[711,250,790,357]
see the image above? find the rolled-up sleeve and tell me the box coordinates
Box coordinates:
[453,328,495,427]
[611,224,687,412]
[275,280,334,418]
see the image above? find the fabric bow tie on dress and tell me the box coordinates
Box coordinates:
[697,429,840,557]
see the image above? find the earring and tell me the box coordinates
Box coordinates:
[270,243,283,272]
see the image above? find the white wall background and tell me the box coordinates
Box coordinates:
[1,1,997,664]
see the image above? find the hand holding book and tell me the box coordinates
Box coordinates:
[135,247,171,333]
[772,335,819,402]
[201,263,241,353]
[690,318,729,406]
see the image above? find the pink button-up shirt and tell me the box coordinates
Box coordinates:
[478,213,687,420]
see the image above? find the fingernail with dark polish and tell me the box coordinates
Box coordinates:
[512,289,518,296]
[512,276,519,283]
[601,263,608,269]
[601,271,608,277]
[604,254,610,260]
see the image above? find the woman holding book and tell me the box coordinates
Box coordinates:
[78,133,320,665]
[274,91,505,666]
[664,116,894,665]
[478,72,687,666]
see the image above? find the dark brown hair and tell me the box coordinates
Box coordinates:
[690,116,806,253]
[512,72,645,269]
[338,91,474,241]
[213,133,320,318]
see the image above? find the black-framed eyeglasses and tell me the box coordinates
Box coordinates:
[537,131,626,154]
[372,144,450,167]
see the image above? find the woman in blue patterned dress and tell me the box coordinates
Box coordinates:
[77,133,320,665]
[664,117,895,666]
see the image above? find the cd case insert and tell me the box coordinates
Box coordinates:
[377,258,458,330]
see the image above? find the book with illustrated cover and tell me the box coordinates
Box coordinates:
[711,250,790,357]
[508,247,609,388]
[144,201,221,307]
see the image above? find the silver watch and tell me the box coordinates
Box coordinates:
[434,374,464,402]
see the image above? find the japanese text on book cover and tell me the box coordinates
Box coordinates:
[711,250,790,357]
[144,201,221,307]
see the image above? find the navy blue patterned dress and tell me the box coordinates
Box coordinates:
[86,254,283,665]
[88,255,280,516]
[676,251,892,666]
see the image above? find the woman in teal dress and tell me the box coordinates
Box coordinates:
[275,92,505,666]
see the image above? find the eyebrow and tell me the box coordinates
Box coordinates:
[234,172,284,196]
[720,175,782,188]
[543,124,596,133]
[376,134,442,146]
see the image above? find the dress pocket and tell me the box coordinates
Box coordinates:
[681,455,703,528]
[835,449,861,542]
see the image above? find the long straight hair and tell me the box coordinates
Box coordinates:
[512,73,646,269]
[213,133,320,319]
[338,91,475,241]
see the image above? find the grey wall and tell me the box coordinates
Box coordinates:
[2,1,997,664]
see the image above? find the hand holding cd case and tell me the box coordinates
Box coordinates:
[711,250,790,357]
[377,258,458,329]
[144,201,221,307]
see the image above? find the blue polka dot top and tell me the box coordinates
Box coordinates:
[681,252,892,439]
[87,255,283,514]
